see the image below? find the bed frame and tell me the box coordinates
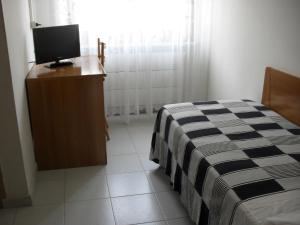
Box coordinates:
[262,67,300,126]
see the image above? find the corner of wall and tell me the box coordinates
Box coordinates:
[0,0,37,206]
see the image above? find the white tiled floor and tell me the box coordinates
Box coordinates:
[0,118,194,225]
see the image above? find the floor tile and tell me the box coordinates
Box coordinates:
[33,179,64,205]
[127,118,155,131]
[107,128,136,155]
[0,208,16,225]
[37,169,65,181]
[135,146,151,155]
[146,169,172,192]
[107,172,152,197]
[65,165,106,179]
[167,217,195,225]
[156,192,187,219]
[14,204,64,225]
[128,122,153,155]
[139,153,160,171]
[24,119,192,225]
[128,126,153,137]
[111,194,164,225]
[130,133,152,154]
[136,222,166,225]
[65,175,109,202]
[65,198,115,225]
[106,154,143,174]
[107,120,128,130]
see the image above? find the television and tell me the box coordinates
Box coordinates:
[33,24,81,68]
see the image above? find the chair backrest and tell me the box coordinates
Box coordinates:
[97,38,106,67]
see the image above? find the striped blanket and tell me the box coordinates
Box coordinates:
[150,100,300,225]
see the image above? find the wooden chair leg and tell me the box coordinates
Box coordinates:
[105,117,110,141]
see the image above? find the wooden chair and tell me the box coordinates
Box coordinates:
[97,38,110,141]
[97,38,106,67]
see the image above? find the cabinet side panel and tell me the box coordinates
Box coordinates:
[26,78,68,169]
[27,76,107,170]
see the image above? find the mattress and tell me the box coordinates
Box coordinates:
[150,100,300,225]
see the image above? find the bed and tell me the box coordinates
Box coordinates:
[150,67,300,225]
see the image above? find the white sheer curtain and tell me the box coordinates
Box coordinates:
[32,0,212,121]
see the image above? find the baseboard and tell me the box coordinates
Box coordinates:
[2,196,32,208]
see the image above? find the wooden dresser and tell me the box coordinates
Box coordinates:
[26,56,107,170]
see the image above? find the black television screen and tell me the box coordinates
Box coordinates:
[33,24,81,65]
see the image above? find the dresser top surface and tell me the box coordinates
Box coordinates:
[27,56,106,79]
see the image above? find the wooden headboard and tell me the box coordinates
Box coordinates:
[262,67,300,126]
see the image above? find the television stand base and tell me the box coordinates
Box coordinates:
[46,60,73,68]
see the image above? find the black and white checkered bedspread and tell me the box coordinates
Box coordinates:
[150,100,300,225]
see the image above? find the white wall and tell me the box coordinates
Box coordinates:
[0,0,29,201]
[208,0,300,101]
[0,0,36,204]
